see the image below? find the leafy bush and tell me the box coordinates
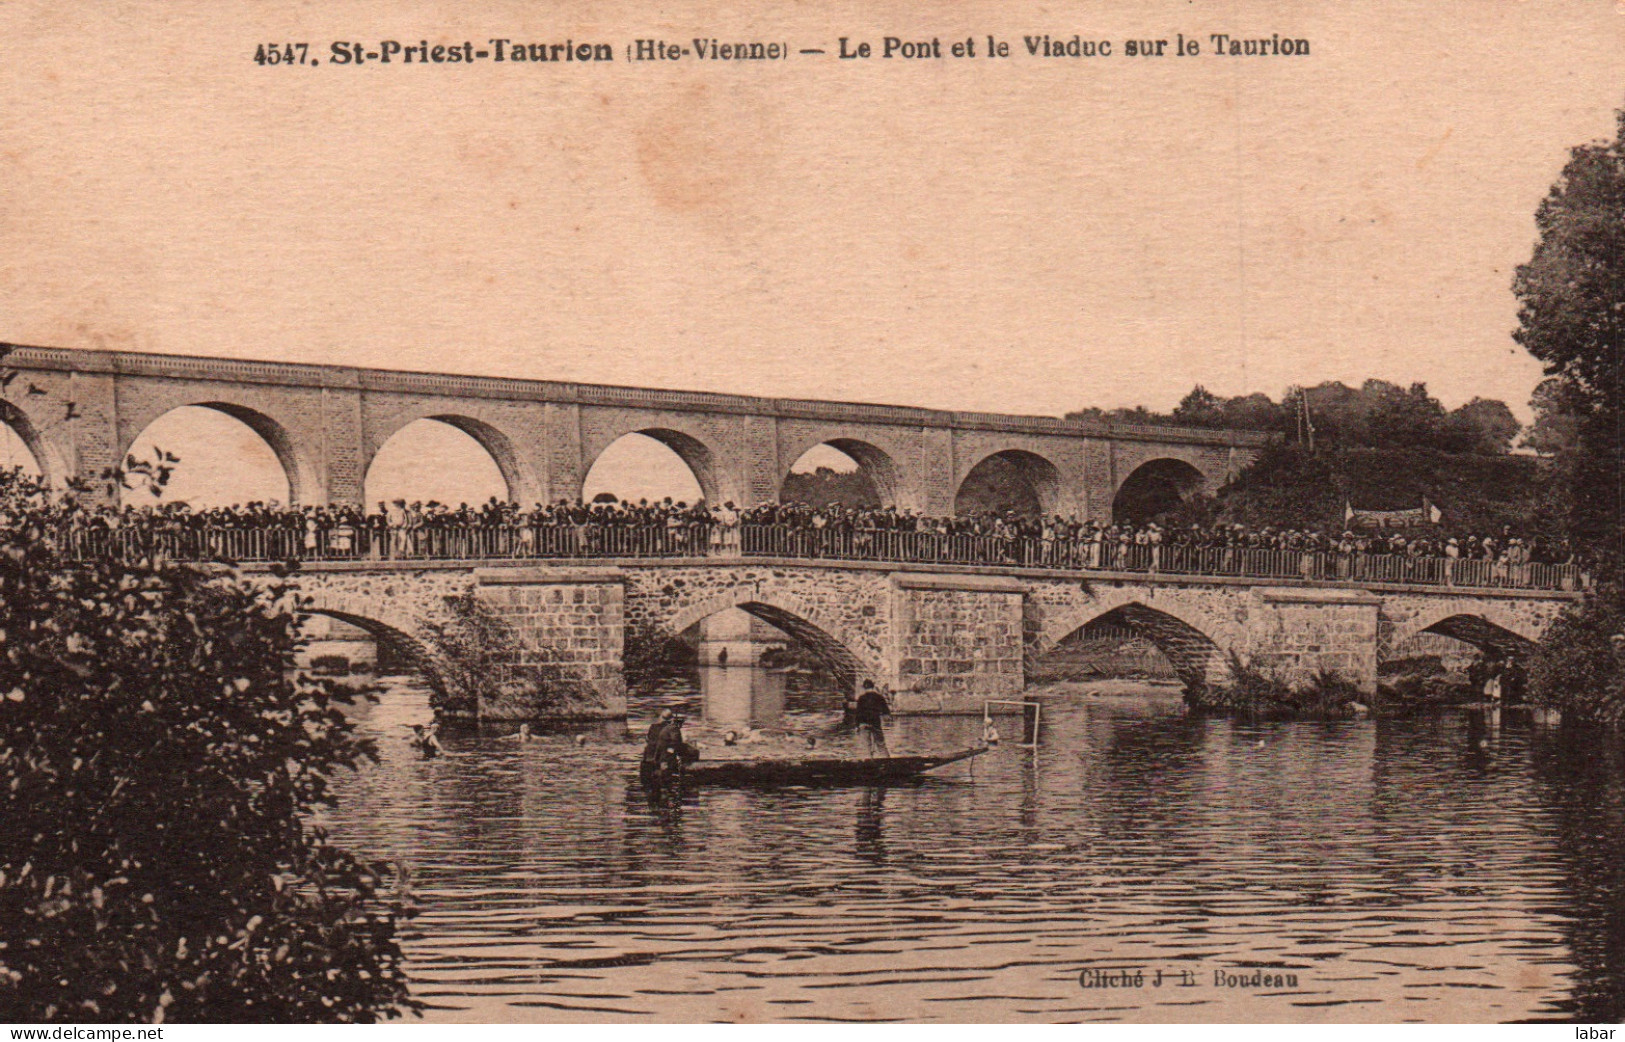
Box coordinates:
[622,620,697,688]
[1528,584,1625,725]
[1194,654,1366,719]
[0,470,415,1023]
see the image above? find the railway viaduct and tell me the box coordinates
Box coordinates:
[0,345,1266,520]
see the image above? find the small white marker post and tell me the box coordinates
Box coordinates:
[982,699,1041,749]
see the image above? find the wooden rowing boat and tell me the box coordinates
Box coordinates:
[665,746,987,787]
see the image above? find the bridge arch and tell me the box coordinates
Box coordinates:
[299,607,447,688]
[956,448,1063,517]
[0,398,63,486]
[120,401,318,506]
[584,427,724,506]
[1034,593,1231,690]
[664,587,877,694]
[1113,457,1208,525]
[365,412,538,506]
[780,437,899,509]
[1389,604,1541,659]
[291,581,474,711]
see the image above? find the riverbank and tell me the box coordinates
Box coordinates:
[1189,655,1506,721]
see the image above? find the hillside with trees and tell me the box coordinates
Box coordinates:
[1071,380,1548,536]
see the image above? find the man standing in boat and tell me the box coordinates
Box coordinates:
[640,709,698,784]
[851,680,892,758]
[640,709,674,785]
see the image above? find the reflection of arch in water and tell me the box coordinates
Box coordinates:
[781,438,899,509]
[665,588,875,696]
[956,449,1063,517]
[1039,601,1228,692]
[1113,458,1207,525]
[122,401,315,504]
[585,428,721,505]
[365,413,533,504]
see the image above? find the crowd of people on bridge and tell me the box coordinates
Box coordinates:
[17,474,1578,590]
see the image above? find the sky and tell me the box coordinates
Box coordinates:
[2,0,1623,502]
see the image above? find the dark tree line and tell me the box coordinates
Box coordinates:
[1067,380,1522,456]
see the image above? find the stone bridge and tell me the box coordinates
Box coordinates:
[0,344,1264,521]
[259,557,1581,719]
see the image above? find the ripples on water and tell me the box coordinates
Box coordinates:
[319,676,1625,1023]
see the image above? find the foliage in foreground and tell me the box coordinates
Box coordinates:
[1528,585,1625,726]
[1506,105,1625,721]
[0,470,416,1023]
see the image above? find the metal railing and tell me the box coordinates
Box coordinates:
[57,522,1585,591]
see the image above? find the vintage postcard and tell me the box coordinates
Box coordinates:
[1,0,1623,1028]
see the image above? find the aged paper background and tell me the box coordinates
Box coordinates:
[2,0,1623,1026]
[4,0,1622,421]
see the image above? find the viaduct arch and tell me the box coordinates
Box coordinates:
[3,344,1263,518]
[779,436,902,510]
[0,397,65,486]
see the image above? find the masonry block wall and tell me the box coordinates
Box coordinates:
[1244,588,1382,693]
[888,573,1026,712]
[282,561,1580,721]
[472,568,627,720]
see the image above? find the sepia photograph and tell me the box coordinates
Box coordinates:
[1,0,1623,1027]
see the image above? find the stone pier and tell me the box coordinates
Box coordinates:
[1242,587,1382,693]
[887,573,1027,713]
[471,567,626,719]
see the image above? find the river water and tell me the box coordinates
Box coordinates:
[319,675,1625,1024]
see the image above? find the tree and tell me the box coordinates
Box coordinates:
[1527,581,1625,725]
[0,470,415,1023]
[1220,392,1286,433]
[1065,381,1513,452]
[1171,386,1226,427]
[1366,382,1447,450]
[780,466,883,510]
[1514,107,1625,715]
[1448,398,1521,454]
[1513,108,1625,562]
[1063,404,1176,427]
[1523,376,1587,456]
